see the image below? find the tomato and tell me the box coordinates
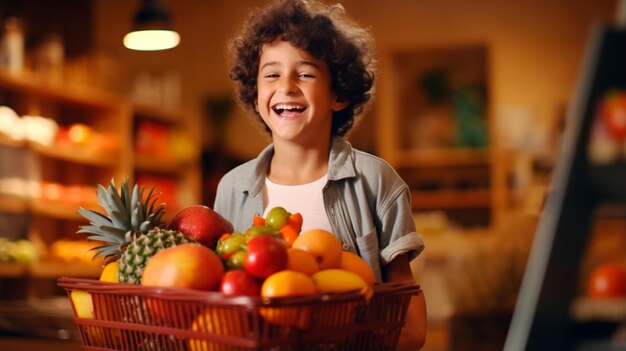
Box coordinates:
[219,269,262,297]
[587,263,626,298]
[244,236,288,279]
[601,91,626,140]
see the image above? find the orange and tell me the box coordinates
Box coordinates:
[340,251,376,286]
[286,249,319,276]
[260,270,317,328]
[261,270,317,297]
[188,307,248,351]
[291,229,343,269]
[99,261,119,283]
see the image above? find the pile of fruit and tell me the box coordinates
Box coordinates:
[71,179,375,330]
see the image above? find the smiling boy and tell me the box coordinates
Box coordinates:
[214,1,426,349]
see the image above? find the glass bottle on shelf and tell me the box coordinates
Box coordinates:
[0,16,25,74]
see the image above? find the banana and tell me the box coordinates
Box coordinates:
[312,269,371,296]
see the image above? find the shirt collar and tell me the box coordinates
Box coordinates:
[328,136,356,181]
[239,136,357,196]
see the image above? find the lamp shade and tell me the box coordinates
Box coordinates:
[123,0,180,51]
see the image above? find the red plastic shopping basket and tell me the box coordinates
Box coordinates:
[58,277,421,350]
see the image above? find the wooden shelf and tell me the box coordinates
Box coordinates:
[392,148,491,169]
[30,142,119,168]
[0,263,28,277]
[411,189,491,210]
[0,69,122,111]
[30,260,101,278]
[133,102,181,123]
[571,296,626,322]
[0,196,94,220]
[134,154,183,174]
[0,261,101,279]
[0,195,29,214]
[30,200,85,221]
[0,134,25,148]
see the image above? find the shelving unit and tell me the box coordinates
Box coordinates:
[0,68,201,294]
[132,101,201,220]
[377,45,508,228]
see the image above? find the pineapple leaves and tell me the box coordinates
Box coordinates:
[107,185,130,229]
[121,178,132,216]
[76,208,112,227]
[131,205,145,232]
[76,177,166,265]
[139,221,153,234]
[77,225,127,242]
[89,244,122,260]
[131,183,141,211]
[96,184,111,212]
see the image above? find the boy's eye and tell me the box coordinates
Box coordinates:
[298,73,314,78]
[264,73,279,78]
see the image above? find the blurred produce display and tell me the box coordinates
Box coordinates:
[49,240,104,265]
[0,238,37,264]
[588,89,626,164]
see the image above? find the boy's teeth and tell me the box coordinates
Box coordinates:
[274,104,306,115]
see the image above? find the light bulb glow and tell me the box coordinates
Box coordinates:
[123,30,180,51]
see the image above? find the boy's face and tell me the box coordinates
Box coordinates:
[257,40,347,145]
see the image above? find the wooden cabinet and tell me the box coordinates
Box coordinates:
[377,45,507,227]
[0,69,201,292]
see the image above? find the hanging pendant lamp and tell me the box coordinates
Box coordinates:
[123,0,180,51]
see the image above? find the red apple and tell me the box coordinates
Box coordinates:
[220,269,262,297]
[167,205,234,247]
[244,236,288,279]
[141,243,224,291]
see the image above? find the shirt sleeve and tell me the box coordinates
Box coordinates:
[378,185,425,265]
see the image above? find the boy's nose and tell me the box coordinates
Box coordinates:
[277,78,296,94]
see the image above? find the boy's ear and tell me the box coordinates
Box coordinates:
[331,96,349,112]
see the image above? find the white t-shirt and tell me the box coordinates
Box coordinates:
[262,174,333,233]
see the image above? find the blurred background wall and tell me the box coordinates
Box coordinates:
[90,0,617,159]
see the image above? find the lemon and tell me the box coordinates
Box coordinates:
[100,261,120,283]
[311,269,370,294]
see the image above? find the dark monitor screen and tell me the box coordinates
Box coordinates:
[505,24,626,351]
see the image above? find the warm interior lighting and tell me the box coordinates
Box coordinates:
[124,0,180,51]
[124,30,180,51]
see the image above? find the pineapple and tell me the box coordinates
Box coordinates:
[77,178,195,284]
[118,227,195,284]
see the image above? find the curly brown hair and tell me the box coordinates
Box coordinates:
[228,0,375,137]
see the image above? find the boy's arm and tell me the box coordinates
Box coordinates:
[384,253,427,351]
